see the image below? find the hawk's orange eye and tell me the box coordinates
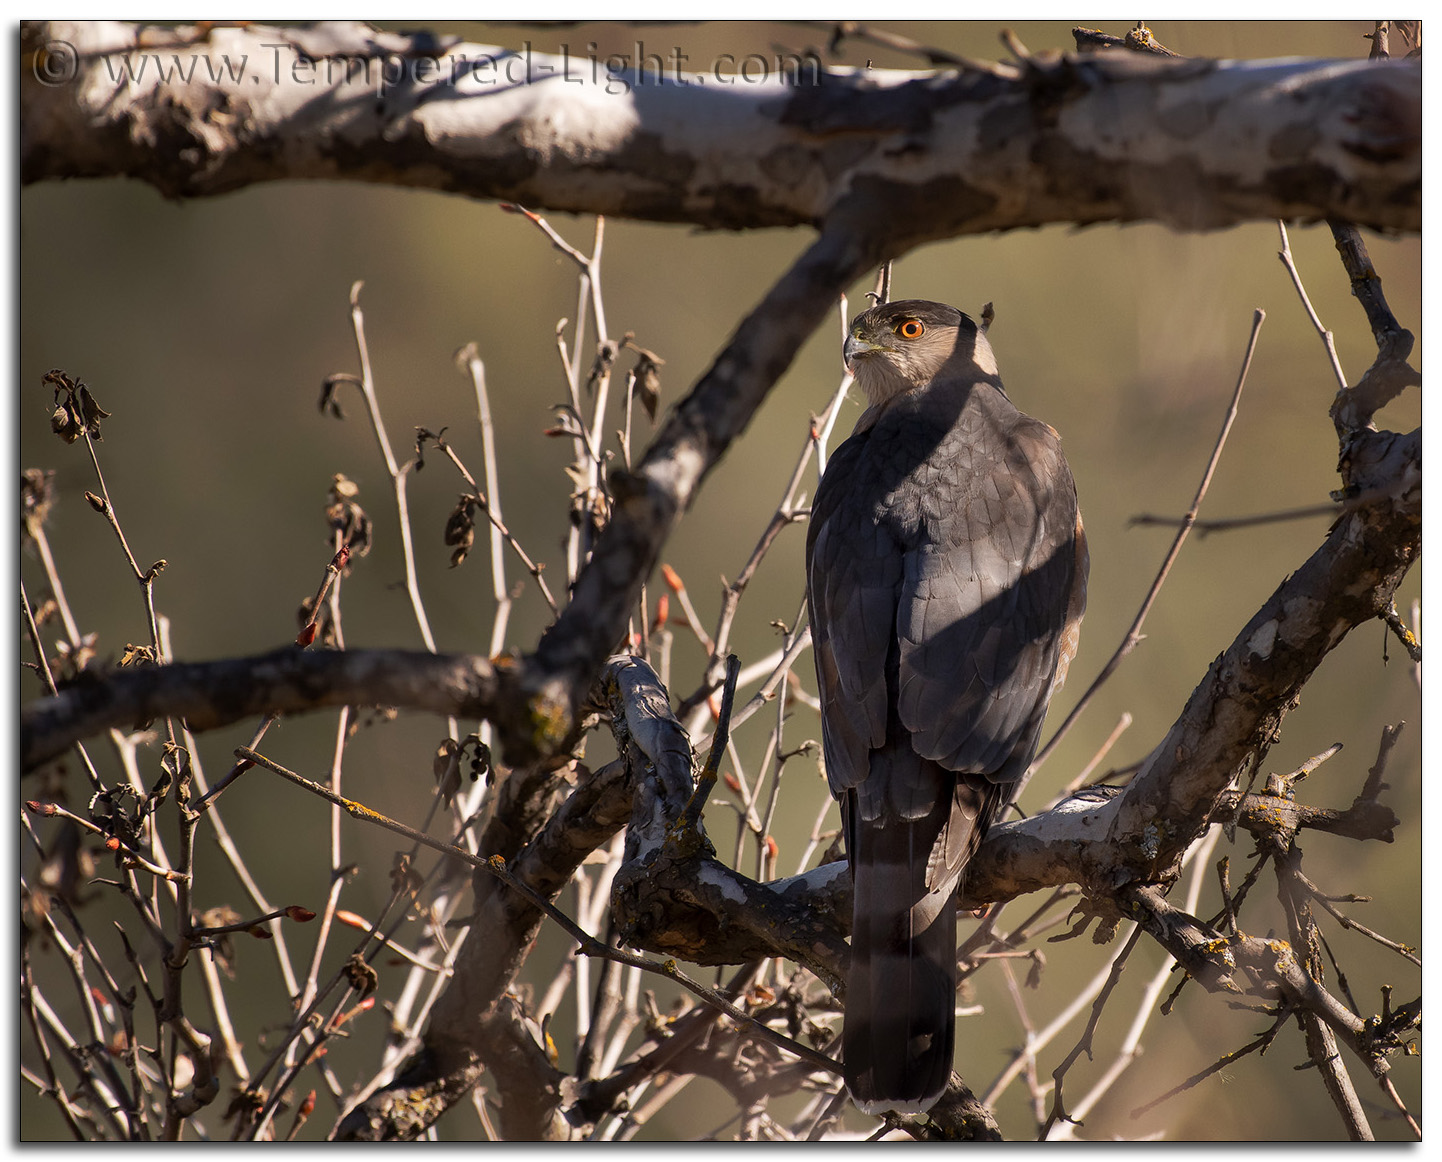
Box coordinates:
[894,318,924,340]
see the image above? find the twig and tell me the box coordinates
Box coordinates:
[1130,495,1378,536]
[1130,1014,1286,1120]
[1277,221,1347,389]
[506,208,615,574]
[660,564,715,654]
[695,322,855,710]
[1379,602,1421,664]
[1275,843,1374,1140]
[338,282,441,656]
[815,20,970,67]
[1378,1074,1420,1137]
[22,948,131,1139]
[1290,867,1419,966]
[707,618,813,743]
[425,429,560,616]
[814,297,856,479]
[458,345,515,651]
[677,656,740,837]
[1039,925,1144,1137]
[872,260,892,304]
[1050,828,1223,1137]
[1059,712,1131,795]
[982,922,1133,1108]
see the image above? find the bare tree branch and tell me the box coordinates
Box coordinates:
[21,21,1420,235]
[1327,222,1421,432]
[20,647,498,773]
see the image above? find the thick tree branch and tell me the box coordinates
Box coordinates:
[20,646,497,773]
[602,656,850,991]
[22,21,1420,235]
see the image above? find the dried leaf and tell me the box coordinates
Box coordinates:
[50,404,80,442]
[633,356,664,422]
[444,495,477,568]
[467,736,492,783]
[118,643,156,667]
[319,373,359,419]
[43,370,110,443]
[324,474,372,558]
[434,738,462,805]
[78,385,112,435]
[390,851,424,901]
[343,952,379,999]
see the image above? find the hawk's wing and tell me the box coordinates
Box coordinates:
[896,398,1084,787]
[807,382,1084,797]
[806,431,896,799]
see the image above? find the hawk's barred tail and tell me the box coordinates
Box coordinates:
[844,773,991,1115]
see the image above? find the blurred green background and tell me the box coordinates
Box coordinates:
[20,20,1419,1141]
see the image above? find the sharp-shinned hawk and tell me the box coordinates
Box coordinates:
[806,298,1087,1114]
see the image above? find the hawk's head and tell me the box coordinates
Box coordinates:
[843,299,998,407]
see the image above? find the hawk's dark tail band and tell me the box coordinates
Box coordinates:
[843,788,964,1115]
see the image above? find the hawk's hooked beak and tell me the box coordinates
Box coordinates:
[843,331,887,370]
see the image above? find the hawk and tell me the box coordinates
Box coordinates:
[806,299,1087,1114]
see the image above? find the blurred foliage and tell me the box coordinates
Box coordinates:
[19,20,1419,1141]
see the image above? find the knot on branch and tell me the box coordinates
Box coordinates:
[1335,427,1421,516]
[1358,991,1421,1072]
[602,655,848,990]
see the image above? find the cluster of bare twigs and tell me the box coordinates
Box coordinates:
[19,21,1419,1144]
[17,207,853,1141]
